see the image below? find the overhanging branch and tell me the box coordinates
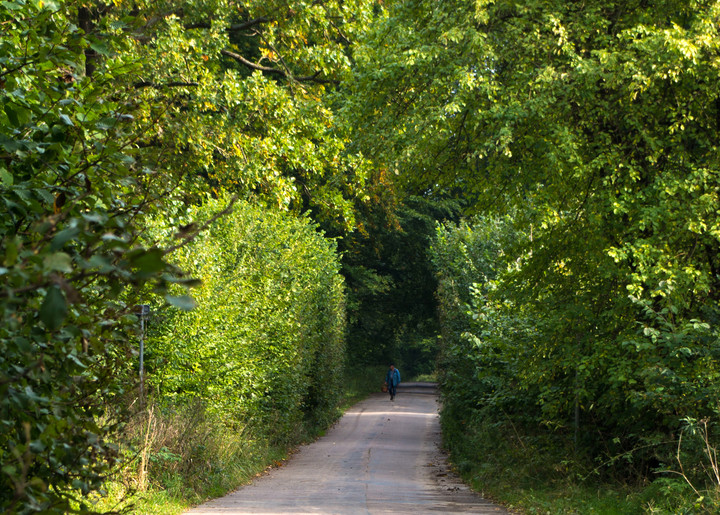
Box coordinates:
[185,17,269,32]
[134,81,199,89]
[220,49,339,85]
[221,49,283,75]
[164,195,239,255]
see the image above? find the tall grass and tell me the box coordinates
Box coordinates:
[89,401,305,513]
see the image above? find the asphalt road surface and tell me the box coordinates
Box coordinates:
[185,383,508,514]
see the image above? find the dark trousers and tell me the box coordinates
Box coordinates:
[388,384,397,398]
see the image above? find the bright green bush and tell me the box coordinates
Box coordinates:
[146,197,346,442]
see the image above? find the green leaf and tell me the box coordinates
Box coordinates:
[95,117,118,131]
[0,166,12,186]
[5,105,20,125]
[59,113,74,126]
[51,227,81,250]
[165,294,196,311]
[0,134,23,152]
[131,248,166,275]
[5,103,31,125]
[39,285,67,330]
[4,238,18,266]
[84,254,112,271]
[44,252,73,273]
[1,1,23,10]
[89,41,110,56]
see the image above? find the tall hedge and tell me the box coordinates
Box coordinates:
[146,198,346,440]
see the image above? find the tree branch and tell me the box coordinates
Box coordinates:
[220,49,339,85]
[296,71,340,85]
[0,61,32,79]
[185,17,269,32]
[134,80,199,89]
[163,195,239,255]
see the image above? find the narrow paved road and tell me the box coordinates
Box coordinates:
[186,383,507,514]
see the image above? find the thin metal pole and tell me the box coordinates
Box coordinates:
[574,327,584,457]
[139,314,145,404]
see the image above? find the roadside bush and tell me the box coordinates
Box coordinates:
[0,3,185,512]
[145,197,346,443]
[430,217,530,427]
[431,216,720,512]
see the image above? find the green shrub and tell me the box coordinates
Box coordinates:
[0,3,183,511]
[146,197,346,443]
[431,217,720,512]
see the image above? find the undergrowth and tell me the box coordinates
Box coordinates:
[442,415,720,514]
[340,364,388,410]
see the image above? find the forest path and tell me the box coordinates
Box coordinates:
[185,383,507,514]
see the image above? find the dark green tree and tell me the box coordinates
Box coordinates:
[0,2,188,511]
[346,0,720,482]
[339,166,460,375]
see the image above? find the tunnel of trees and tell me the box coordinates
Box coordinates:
[3,0,720,512]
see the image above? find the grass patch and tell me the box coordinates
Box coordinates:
[475,480,647,514]
[90,431,290,514]
[89,484,192,515]
[411,371,438,382]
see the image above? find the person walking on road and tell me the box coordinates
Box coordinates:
[386,364,401,401]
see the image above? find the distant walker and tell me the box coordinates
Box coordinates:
[385,364,401,401]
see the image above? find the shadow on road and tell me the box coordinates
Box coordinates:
[396,382,438,395]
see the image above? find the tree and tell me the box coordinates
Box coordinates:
[347,0,720,477]
[341,186,460,372]
[105,0,375,229]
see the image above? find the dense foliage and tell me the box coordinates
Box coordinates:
[1,0,367,511]
[147,198,346,438]
[431,215,720,508]
[351,0,720,503]
[7,0,720,511]
[114,0,374,228]
[341,192,459,374]
[0,2,186,511]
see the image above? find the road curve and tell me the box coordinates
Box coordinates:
[186,383,507,514]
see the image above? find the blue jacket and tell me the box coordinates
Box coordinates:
[386,368,401,387]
